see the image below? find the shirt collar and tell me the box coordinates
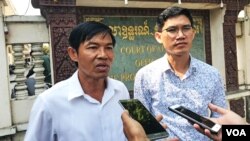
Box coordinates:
[159,54,172,73]
[160,54,197,73]
[67,70,119,102]
[189,55,197,73]
[67,70,84,101]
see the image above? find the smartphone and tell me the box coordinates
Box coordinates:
[168,105,221,134]
[119,99,169,140]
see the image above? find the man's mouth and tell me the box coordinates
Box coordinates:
[96,64,110,72]
[174,42,187,47]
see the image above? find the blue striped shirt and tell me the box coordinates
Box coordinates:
[134,54,227,141]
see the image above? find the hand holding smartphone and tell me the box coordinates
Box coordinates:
[119,99,169,140]
[168,105,221,134]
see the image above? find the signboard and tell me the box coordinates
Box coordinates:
[83,16,205,90]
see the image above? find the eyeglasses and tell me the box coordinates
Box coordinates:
[163,25,193,37]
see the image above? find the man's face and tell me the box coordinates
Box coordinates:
[155,15,195,57]
[76,33,114,80]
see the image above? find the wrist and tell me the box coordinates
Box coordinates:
[130,136,150,141]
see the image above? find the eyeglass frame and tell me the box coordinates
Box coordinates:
[162,24,194,37]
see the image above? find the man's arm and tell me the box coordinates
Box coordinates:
[24,96,54,141]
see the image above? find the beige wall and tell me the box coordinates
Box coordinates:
[210,8,226,87]
[5,16,49,44]
[237,6,250,90]
[0,1,13,134]
[0,14,49,140]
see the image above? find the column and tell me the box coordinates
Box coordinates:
[31,43,46,95]
[244,7,250,89]
[210,8,226,86]
[12,44,28,100]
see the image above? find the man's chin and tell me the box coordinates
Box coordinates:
[95,73,109,79]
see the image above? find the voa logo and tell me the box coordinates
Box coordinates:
[226,129,246,136]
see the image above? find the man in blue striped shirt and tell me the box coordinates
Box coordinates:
[134,6,227,141]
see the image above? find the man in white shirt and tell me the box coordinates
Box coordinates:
[24,21,130,141]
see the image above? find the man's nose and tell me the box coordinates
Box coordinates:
[98,48,108,58]
[176,29,185,37]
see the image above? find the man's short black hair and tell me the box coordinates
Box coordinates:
[68,21,116,52]
[156,6,194,32]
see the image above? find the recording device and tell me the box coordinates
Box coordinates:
[119,99,169,140]
[168,104,221,134]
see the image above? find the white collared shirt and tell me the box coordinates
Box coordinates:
[25,71,130,141]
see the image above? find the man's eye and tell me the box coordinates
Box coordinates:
[106,46,114,50]
[166,28,177,33]
[88,46,97,49]
[183,26,192,31]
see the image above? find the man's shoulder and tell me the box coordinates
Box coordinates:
[39,78,70,99]
[192,58,220,75]
[108,77,127,88]
[107,77,130,98]
[193,58,216,69]
[139,57,163,71]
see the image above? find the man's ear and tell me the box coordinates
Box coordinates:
[191,29,196,40]
[67,47,78,62]
[154,32,162,44]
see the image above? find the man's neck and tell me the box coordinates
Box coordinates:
[79,75,107,103]
[167,54,190,78]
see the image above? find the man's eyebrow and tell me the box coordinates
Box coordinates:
[86,41,97,45]
[166,25,177,28]
[167,24,191,27]
[86,41,113,46]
